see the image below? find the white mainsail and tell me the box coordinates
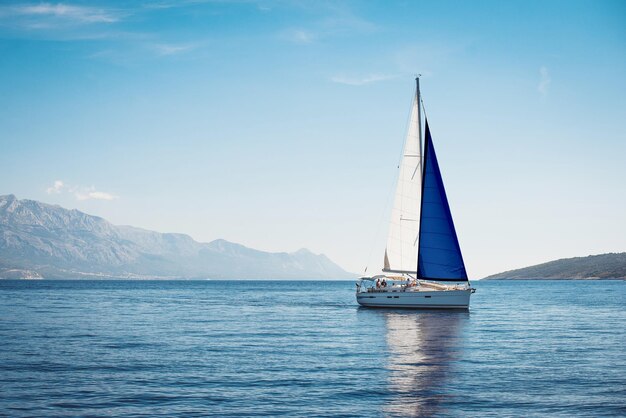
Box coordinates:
[384,88,422,273]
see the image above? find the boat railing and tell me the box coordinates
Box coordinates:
[358,283,470,293]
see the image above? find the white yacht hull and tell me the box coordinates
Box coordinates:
[356,288,471,309]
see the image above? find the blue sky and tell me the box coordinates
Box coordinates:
[1,0,625,278]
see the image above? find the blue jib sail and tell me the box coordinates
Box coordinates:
[417,121,468,281]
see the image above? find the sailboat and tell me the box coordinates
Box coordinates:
[356,78,475,309]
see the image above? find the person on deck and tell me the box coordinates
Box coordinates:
[376,278,381,289]
[381,279,387,288]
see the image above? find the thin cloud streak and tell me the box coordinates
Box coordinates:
[331,73,397,86]
[538,66,551,97]
[75,189,118,201]
[45,181,118,201]
[1,3,120,24]
[46,180,64,194]
[279,4,377,45]
[281,28,315,44]
[151,42,198,56]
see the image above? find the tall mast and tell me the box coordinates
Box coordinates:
[416,76,423,166]
[415,76,423,277]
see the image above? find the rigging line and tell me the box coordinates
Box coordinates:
[398,88,418,170]
[420,93,428,122]
[363,185,394,274]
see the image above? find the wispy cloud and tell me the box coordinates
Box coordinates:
[20,3,118,23]
[46,180,64,194]
[0,3,121,26]
[151,42,198,56]
[87,38,204,66]
[538,66,551,97]
[282,28,315,44]
[279,3,377,45]
[319,14,377,34]
[331,73,397,86]
[74,188,118,201]
[45,180,118,201]
[141,0,274,12]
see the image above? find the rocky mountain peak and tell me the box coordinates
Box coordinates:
[0,195,354,280]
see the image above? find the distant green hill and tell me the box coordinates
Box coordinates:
[483,253,626,280]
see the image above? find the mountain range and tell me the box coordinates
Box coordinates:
[0,195,354,280]
[483,253,626,280]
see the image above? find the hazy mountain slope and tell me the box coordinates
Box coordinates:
[483,253,626,280]
[0,195,354,279]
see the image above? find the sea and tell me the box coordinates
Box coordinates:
[0,279,624,417]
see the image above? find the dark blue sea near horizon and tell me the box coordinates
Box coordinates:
[0,280,624,417]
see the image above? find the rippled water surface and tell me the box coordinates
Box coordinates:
[0,280,624,417]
